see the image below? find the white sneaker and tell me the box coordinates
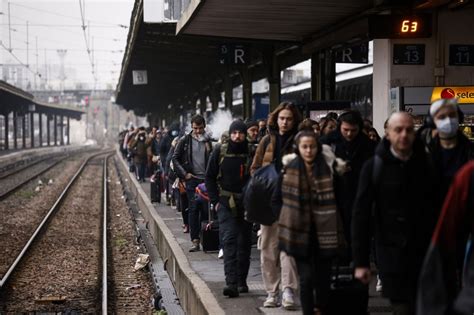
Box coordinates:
[282,287,296,310]
[376,276,383,292]
[218,249,224,259]
[263,293,279,308]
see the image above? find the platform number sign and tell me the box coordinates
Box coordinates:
[335,43,369,64]
[393,44,425,65]
[219,44,249,65]
[449,45,474,66]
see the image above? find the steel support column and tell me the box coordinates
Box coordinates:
[4,114,9,150]
[54,115,58,146]
[30,112,34,148]
[266,48,281,112]
[210,86,220,112]
[39,113,43,147]
[13,112,18,149]
[67,116,70,145]
[199,95,207,117]
[224,75,233,110]
[311,52,322,101]
[60,115,64,145]
[240,68,252,120]
[22,115,26,149]
[47,115,51,146]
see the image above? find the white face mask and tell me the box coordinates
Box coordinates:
[435,117,459,138]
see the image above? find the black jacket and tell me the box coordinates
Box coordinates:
[160,131,175,163]
[422,130,474,198]
[172,133,212,180]
[320,130,375,245]
[352,138,440,302]
[205,141,251,209]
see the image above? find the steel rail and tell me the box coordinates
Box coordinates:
[0,155,56,180]
[102,156,108,314]
[0,155,70,201]
[0,151,110,288]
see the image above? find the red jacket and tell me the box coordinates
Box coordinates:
[417,161,474,315]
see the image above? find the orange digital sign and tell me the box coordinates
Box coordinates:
[431,87,474,104]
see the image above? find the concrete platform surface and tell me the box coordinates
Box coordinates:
[134,178,392,315]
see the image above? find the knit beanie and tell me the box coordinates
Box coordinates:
[430,98,458,117]
[245,119,258,129]
[229,119,247,134]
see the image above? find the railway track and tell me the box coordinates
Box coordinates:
[0,150,154,313]
[0,153,71,200]
[0,152,110,312]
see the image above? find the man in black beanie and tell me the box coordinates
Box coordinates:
[245,119,259,144]
[205,119,254,298]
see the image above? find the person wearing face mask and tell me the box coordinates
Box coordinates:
[129,127,148,182]
[421,98,474,199]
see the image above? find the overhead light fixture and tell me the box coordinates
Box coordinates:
[448,0,469,8]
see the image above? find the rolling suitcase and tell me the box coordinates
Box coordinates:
[150,170,162,203]
[200,203,219,252]
[327,262,369,315]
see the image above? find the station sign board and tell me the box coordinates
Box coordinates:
[369,14,432,39]
[393,44,425,65]
[431,86,474,104]
[219,44,250,65]
[449,45,474,66]
[132,70,148,85]
[335,43,369,64]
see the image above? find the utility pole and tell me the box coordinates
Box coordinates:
[35,37,38,90]
[44,49,48,88]
[26,21,29,67]
[57,49,67,92]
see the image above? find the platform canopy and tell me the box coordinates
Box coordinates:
[115,0,302,115]
[177,0,374,42]
[0,80,84,120]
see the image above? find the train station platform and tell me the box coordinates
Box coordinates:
[115,150,392,315]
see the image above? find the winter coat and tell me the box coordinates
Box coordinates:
[250,131,296,175]
[422,130,474,199]
[278,149,346,259]
[160,132,175,165]
[417,161,474,315]
[171,132,212,180]
[352,138,440,302]
[205,141,251,210]
[320,130,375,247]
[129,136,148,164]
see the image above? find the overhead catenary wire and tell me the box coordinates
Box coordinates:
[78,0,98,89]
[9,2,128,28]
[0,41,42,79]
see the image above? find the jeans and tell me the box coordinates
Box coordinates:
[185,178,204,241]
[177,188,188,225]
[218,203,252,286]
[135,161,146,181]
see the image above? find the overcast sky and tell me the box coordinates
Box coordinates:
[1,0,134,89]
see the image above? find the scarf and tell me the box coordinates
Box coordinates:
[279,154,346,259]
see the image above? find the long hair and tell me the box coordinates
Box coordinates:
[267,102,302,134]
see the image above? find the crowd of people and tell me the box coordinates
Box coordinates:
[118,98,473,315]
